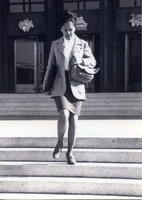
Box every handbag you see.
[70,63,99,84]
[43,64,57,93]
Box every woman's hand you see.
[70,55,82,65]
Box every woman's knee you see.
[70,113,78,123]
[59,109,70,120]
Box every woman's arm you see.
[43,42,56,91]
[82,41,97,67]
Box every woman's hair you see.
[61,9,77,28]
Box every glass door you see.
[14,38,44,93]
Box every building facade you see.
[0,0,141,93]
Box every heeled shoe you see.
[66,152,76,165]
[53,146,62,159]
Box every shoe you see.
[53,146,62,159]
[66,152,76,165]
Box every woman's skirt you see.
[53,71,84,116]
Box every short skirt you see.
[53,71,84,116]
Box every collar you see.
[55,34,82,57]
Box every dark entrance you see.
[124,32,142,92]
[117,31,142,92]
[128,32,141,91]
[14,37,44,93]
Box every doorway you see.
[124,32,141,92]
[14,38,44,93]
[117,32,141,92]
[128,32,141,91]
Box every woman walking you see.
[43,10,96,165]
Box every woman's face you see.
[61,21,76,40]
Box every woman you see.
[43,10,96,165]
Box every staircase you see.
[0,119,142,199]
[0,92,142,119]
[0,93,142,199]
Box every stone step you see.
[0,119,141,138]
[1,110,142,120]
[0,99,141,106]
[0,148,142,163]
[1,101,142,106]
[0,162,142,179]
[0,93,141,119]
[86,93,142,98]
[1,137,142,149]
[0,96,141,106]
[0,177,142,196]
[0,194,142,200]
[0,105,142,111]
[0,92,142,98]
[1,97,141,103]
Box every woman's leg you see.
[57,109,70,146]
[53,109,69,158]
[66,113,78,164]
[68,113,78,153]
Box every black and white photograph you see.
[0,0,142,199]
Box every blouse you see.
[63,36,75,71]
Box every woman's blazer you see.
[43,35,96,100]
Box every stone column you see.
[0,0,8,92]
[44,0,61,68]
[0,1,3,92]
[99,0,117,92]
